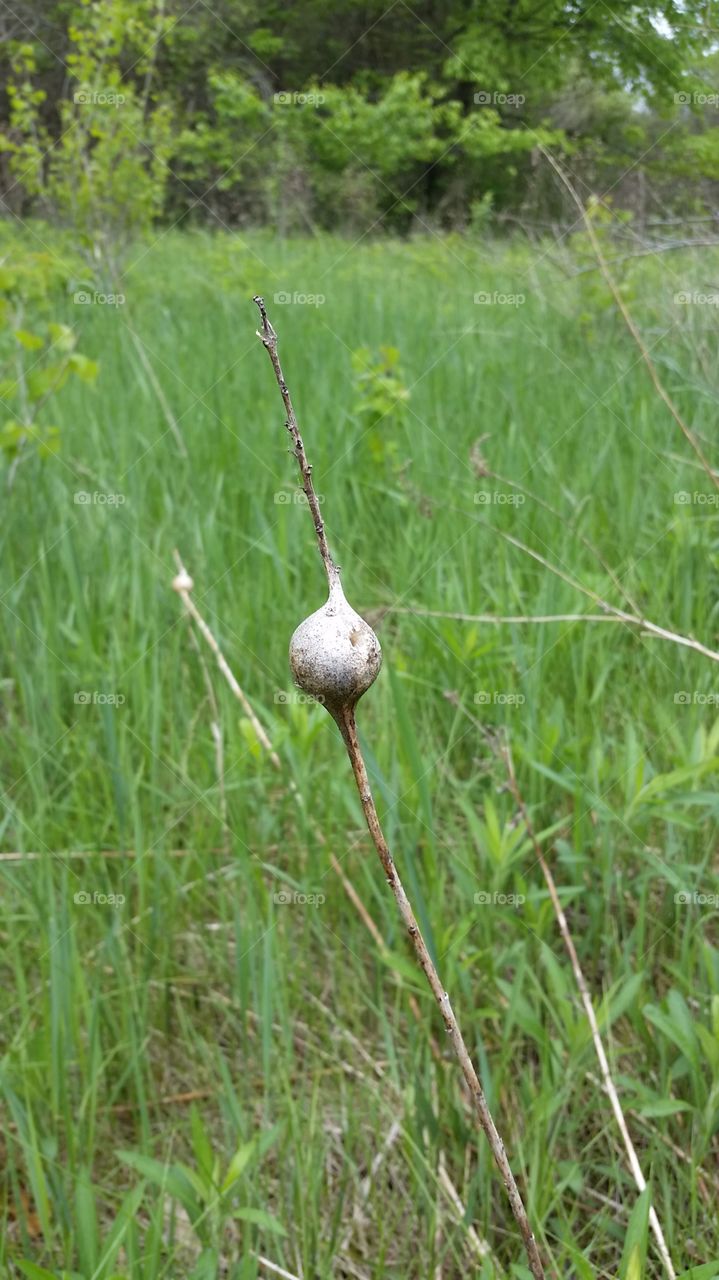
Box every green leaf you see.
[378,945,426,989]
[629,757,719,811]
[17,1266,58,1280]
[47,322,76,352]
[38,426,61,457]
[626,1246,643,1280]
[27,363,70,401]
[14,328,44,350]
[675,1265,719,1279]
[596,971,645,1033]
[190,1104,216,1188]
[74,1168,98,1276]
[644,995,698,1064]
[233,1206,286,1234]
[68,352,99,384]
[189,1248,219,1280]
[220,1140,256,1194]
[619,1187,651,1280]
[96,1183,146,1278]
[1,420,23,457]
[115,1151,202,1222]
[637,1098,693,1117]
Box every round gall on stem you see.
[254,294,546,1280]
[289,578,382,715]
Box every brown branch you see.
[253,296,546,1280]
[254,295,339,590]
[385,599,719,666]
[487,526,719,666]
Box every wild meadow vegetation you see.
[1,0,719,1274]
[1,221,718,1278]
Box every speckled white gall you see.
[289,578,382,711]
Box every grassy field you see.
[1,223,718,1279]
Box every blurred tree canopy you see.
[0,0,717,237]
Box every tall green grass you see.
[1,224,718,1278]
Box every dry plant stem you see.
[493,528,719,666]
[185,617,228,841]
[172,550,281,769]
[334,705,545,1280]
[254,295,545,1280]
[253,295,340,590]
[256,1257,302,1280]
[376,481,719,665]
[478,464,643,616]
[387,603,719,664]
[387,609,630,626]
[541,146,719,496]
[499,736,676,1280]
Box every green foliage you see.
[0,252,98,472]
[0,0,713,230]
[3,227,719,1275]
[619,1188,651,1280]
[1,2,173,256]
[351,344,410,467]
[118,1113,283,1251]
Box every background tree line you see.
[0,0,718,243]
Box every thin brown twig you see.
[384,600,719,665]
[385,608,627,625]
[488,526,719,666]
[474,460,643,617]
[171,549,282,769]
[253,295,546,1280]
[540,146,719,497]
[185,614,229,843]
